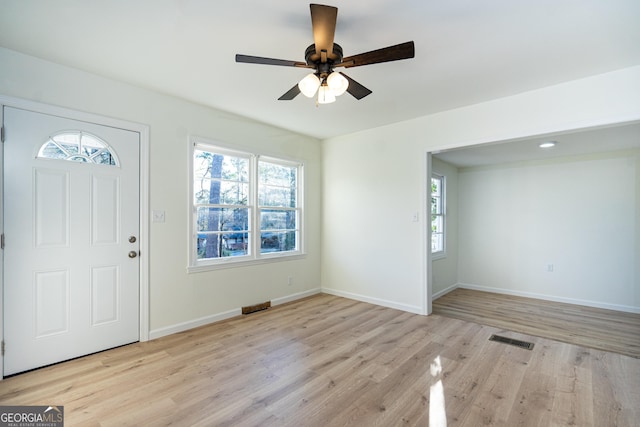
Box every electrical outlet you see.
[288,276,293,286]
[546,264,554,272]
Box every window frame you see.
[188,138,305,272]
[431,173,446,259]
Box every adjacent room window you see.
[37,131,119,166]
[431,174,445,256]
[190,140,303,270]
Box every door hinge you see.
[1,233,4,250]
[1,341,4,356]
[1,126,4,143]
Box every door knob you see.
[128,251,138,258]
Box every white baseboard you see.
[149,308,241,340]
[457,282,640,314]
[322,287,424,315]
[149,287,323,340]
[272,288,322,306]
[432,284,459,300]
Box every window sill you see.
[187,252,307,273]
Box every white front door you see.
[3,106,140,375]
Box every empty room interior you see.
[0,1,639,425]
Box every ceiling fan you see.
[235,3,415,104]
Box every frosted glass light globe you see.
[327,72,349,96]
[298,73,320,98]
[317,85,336,104]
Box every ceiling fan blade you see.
[236,54,310,68]
[337,41,415,68]
[278,84,301,100]
[310,4,338,61]
[340,72,372,100]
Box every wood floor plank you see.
[463,353,529,425]
[1,293,639,426]
[507,371,556,427]
[339,340,442,426]
[551,362,594,426]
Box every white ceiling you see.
[434,121,640,168]
[0,0,639,142]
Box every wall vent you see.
[242,301,271,315]
[489,334,534,350]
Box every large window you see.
[431,174,445,256]
[190,140,303,270]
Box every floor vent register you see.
[489,334,534,350]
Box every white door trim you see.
[0,95,150,379]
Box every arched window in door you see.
[37,131,120,166]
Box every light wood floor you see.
[433,288,640,359]
[1,294,639,426]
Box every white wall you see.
[3,46,639,330]
[458,151,640,311]
[0,47,323,336]
[322,65,640,314]
[320,136,427,313]
[431,158,459,297]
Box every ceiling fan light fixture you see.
[317,85,336,104]
[298,73,321,97]
[235,5,415,103]
[327,71,348,96]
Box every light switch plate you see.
[152,210,165,223]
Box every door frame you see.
[0,95,150,379]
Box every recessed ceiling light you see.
[539,141,557,149]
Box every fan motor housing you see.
[305,43,343,77]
